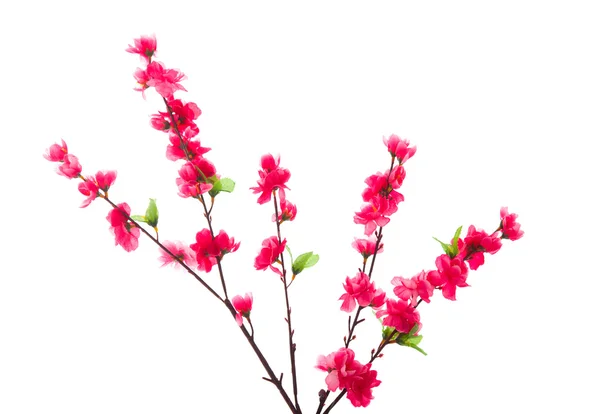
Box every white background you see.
[1,1,599,413]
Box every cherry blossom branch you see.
[273,190,302,414]
[100,192,298,413]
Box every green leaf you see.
[130,215,147,223]
[433,225,463,258]
[292,251,319,276]
[285,245,294,264]
[433,236,452,256]
[145,199,159,228]
[395,324,427,356]
[209,177,236,197]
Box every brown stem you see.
[273,191,302,413]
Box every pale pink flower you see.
[391,271,434,305]
[57,154,82,179]
[126,34,157,63]
[159,240,197,269]
[106,203,140,252]
[383,134,416,164]
[352,235,383,260]
[44,139,68,162]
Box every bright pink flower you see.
[146,61,187,99]
[94,170,117,192]
[250,154,291,205]
[345,364,382,408]
[213,230,240,256]
[78,179,99,208]
[391,271,434,305]
[370,288,387,310]
[166,127,210,162]
[232,293,253,326]
[190,228,220,272]
[376,298,421,334]
[316,348,362,392]
[500,207,524,241]
[339,271,378,312]
[44,139,68,162]
[158,240,197,269]
[427,254,469,300]
[383,134,416,164]
[362,171,404,205]
[352,235,383,260]
[388,164,406,189]
[459,225,502,270]
[126,34,157,63]
[106,203,140,252]
[315,348,381,407]
[176,158,217,198]
[354,195,396,236]
[57,154,82,179]
[254,236,286,274]
[273,190,297,222]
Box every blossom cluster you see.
[45,35,524,414]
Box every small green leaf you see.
[285,245,294,264]
[395,324,427,355]
[145,199,159,228]
[292,252,319,276]
[131,215,147,223]
[433,236,452,256]
[209,177,236,197]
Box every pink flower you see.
[57,154,82,179]
[176,158,217,198]
[232,293,253,326]
[78,179,99,208]
[126,34,157,63]
[352,235,383,260]
[339,271,378,312]
[146,61,187,99]
[315,348,381,408]
[133,67,151,97]
[460,225,502,270]
[383,134,416,164]
[106,203,140,252]
[158,240,197,269]
[274,190,297,222]
[427,254,469,300]
[391,270,434,305]
[500,207,524,241]
[166,128,211,161]
[190,228,220,272]
[375,298,421,334]
[353,195,396,236]
[254,236,286,274]
[44,139,68,162]
[345,364,382,408]
[250,154,291,205]
[213,230,240,256]
[94,170,117,192]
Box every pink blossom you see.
[352,235,383,260]
[391,270,434,305]
[158,240,197,269]
[427,254,469,300]
[176,158,217,198]
[274,190,297,222]
[383,134,416,164]
[500,207,524,241]
[250,154,291,205]
[106,203,140,252]
[166,128,210,162]
[132,67,151,98]
[126,34,157,63]
[254,236,286,274]
[57,154,82,179]
[376,298,421,334]
[339,271,378,312]
[78,179,99,208]
[190,228,220,272]
[94,171,117,192]
[353,196,394,236]
[232,293,253,326]
[146,61,187,99]
[345,364,381,408]
[44,139,68,162]
[213,230,240,256]
[315,348,381,408]
[460,225,502,270]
